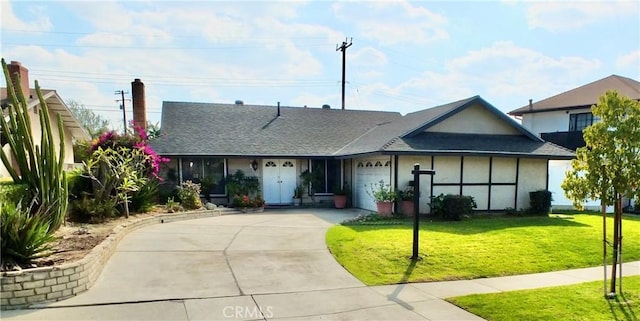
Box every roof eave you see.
[381,149,575,160]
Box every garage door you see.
[354,157,392,211]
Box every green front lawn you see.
[449,276,640,321]
[326,214,640,285]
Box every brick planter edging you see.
[0,209,228,310]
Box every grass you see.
[325,213,640,285]
[448,276,639,321]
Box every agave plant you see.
[1,200,55,265]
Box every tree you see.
[562,90,640,297]
[66,99,111,139]
[146,121,161,140]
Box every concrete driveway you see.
[3,209,483,321]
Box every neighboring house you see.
[1,61,90,178]
[508,74,640,210]
[152,96,573,213]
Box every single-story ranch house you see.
[151,96,574,213]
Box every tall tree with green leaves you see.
[66,99,111,139]
[562,90,640,296]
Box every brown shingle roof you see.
[508,75,640,116]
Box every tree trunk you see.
[609,194,622,294]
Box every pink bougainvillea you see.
[91,124,169,179]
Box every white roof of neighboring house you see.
[1,87,90,141]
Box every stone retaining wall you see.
[0,209,230,310]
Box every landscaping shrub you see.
[130,179,159,213]
[430,194,477,221]
[1,201,54,265]
[69,195,119,223]
[225,170,260,197]
[0,182,29,205]
[177,180,202,210]
[67,168,91,199]
[165,197,182,213]
[529,190,552,215]
[231,194,265,208]
[158,182,179,204]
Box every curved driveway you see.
[5,209,483,321]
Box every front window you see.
[569,112,600,131]
[180,157,226,195]
[159,158,179,184]
[311,159,341,194]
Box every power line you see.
[2,41,331,50]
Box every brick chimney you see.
[7,61,30,100]
[131,78,146,131]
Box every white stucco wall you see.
[548,160,607,211]
[428,104,520,135]
[520,107,591,135]
[397,155,432,213]
[516,158,548,210]
[394,155,549,212]
[463,157,489,183]
[491,157,518,210]
[433,156,461,184]
[227,158,260,179]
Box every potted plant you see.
[333,183,350,209]
[367,180,397,217]
[399,186,415,217]
[292,183,305,206]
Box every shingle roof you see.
[150,102,401,156]
[509,75,640,116]
[334,97,471,156]
[153,97,575,159]
[335,96,547,156]
[384,132,575,159]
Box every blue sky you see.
[1,0,639,130]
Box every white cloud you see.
[349,47,388,67]
[345,41,603,113]
[526,1,638,32]
[444,41,601,97]
[76,32,133,47]
[616,50,640,73]
[332,0,448,45]
[0,1,52,31]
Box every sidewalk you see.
[370,261,640,321]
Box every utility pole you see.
[115,90,130,133]
[336,37,352,110]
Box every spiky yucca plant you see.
[0,58,68,232]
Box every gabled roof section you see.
[1,87,90,141]
[151,102,401,157]
[509,75,640,116]
[403,95,541,141]
[335,96,546,157]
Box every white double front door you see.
[262,159,297,205]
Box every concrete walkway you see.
[3,208,639,321]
